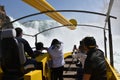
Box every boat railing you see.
[24,52,72,80]
[106,58,120,80]
[0,52,120,80]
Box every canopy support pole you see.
[103,29,107,58]
[108,17,114,67]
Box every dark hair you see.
[82,36,97,49]
[35,42,44,50]
[51,39,61,46]
[73,45,77,49]
[15,27,23,37]
[80,41,84,46]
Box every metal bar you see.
[77,24,108,30]
[103,29,107,57]
[108,17,114,67]
[34,26,64,36]
[23,34,34,37]
[104,0,114,60]
[34,35,37,44]
[34,24,108,37]
[105,0,114,22]
[10,10,117,24]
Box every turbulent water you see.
[12,19,120,73]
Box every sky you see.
[0,0,108,21]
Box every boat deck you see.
[63,55,120,80]
[63,56,81,80]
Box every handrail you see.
[22,24,108,44]
[106,58,120,80]
[23,24,108,38]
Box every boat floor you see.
[63,56,82,80]
[63,55,120,80]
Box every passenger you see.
[34,42,46,55]
[0,5,13,29]
[15,27,42,73]
[73,45,78,53]
[15,27,36,58]
[47,39,65,80]
[76,41,87,80]
[72,45,78,59]
[77,41,87,68]
[72,43,87,68]
[82,36,107,80]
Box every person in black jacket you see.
[15,27,42,73]
[82,36,107,80]
[15,27,35,58]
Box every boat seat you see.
[0,29,26,80]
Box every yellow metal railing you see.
[64,52,72,58]
[24,70,42,80]
[1,53,120,80]
[35,53,50,80]
[34,52,72,80]
[106,58,120,80]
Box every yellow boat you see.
[0,0,120,80]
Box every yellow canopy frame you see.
[22,0,77,30]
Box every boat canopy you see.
[21,0,118,67]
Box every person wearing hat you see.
[47,39,65,80]
[82,36,107,80]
